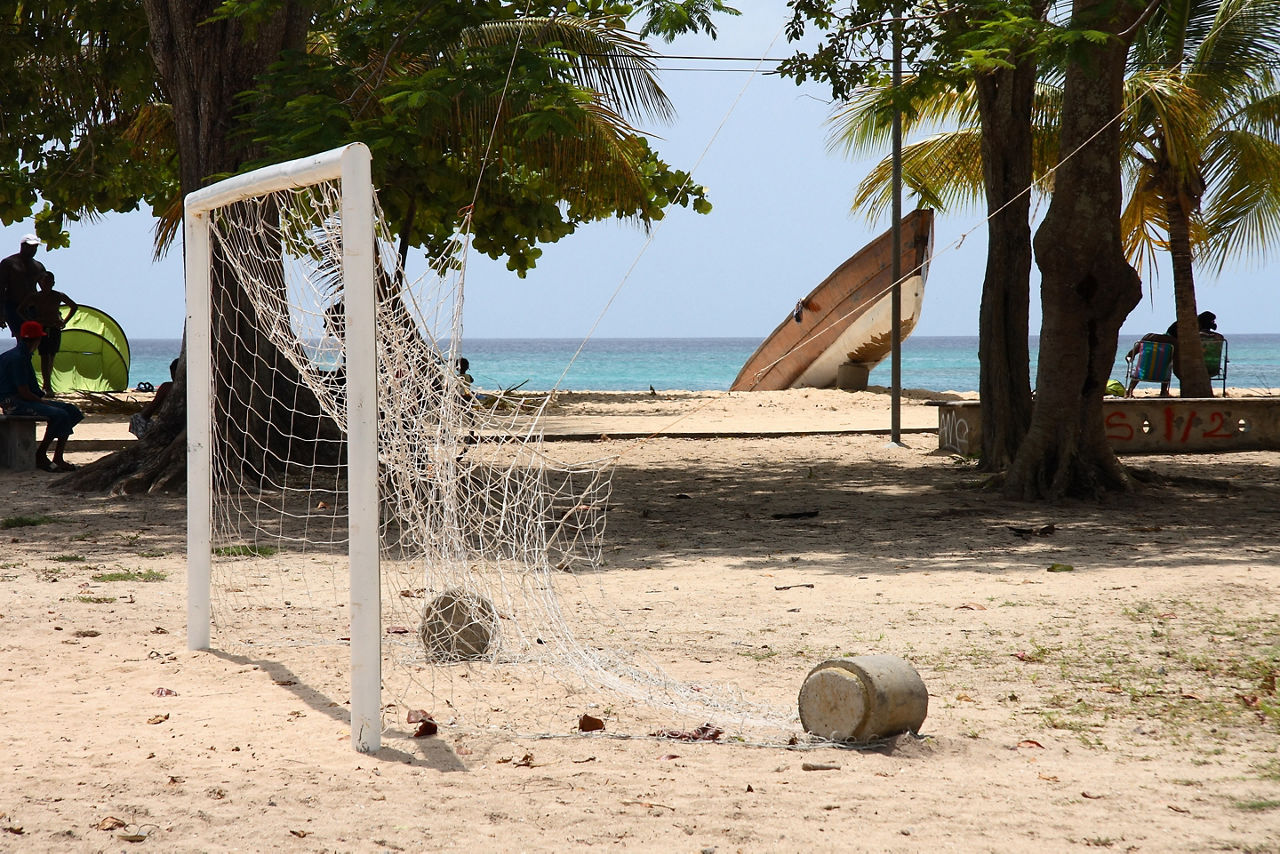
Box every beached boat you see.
[730,208,934,391]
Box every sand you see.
[1,388,1278,852]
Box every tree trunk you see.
[1004,0,1146,501]
[973,45,1038,471]
[61,1,314,494]
[1165,194,1213,397]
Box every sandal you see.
[52,461,79,472]
[35,458,55,472]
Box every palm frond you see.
[1198,127,1280,269]
[852,130,986,219]
[458,17,672,124]
[1120,165,1172,282]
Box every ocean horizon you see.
[127,334,1280,394]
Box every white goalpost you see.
[185,143,382,752]
[184,143,794,756]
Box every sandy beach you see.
[1,387,1278,852]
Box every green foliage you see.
[2,1,720,273]
[213,544,279,557]
[91,569,168,582]
[241,4,712,274]
[2,515,54,529]
[0,0,173,244]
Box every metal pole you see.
[890,16,903,444]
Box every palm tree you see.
[838,0,1280,398]
[1121,0,1280,396]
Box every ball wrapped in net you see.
[418,589,499,662]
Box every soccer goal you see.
[185,144,793,755]
[185,144,383,750]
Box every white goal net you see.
[185,144,793,752]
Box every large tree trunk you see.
[973,41,1039,471]
[1165,194,1214,397]
[1004,0,1147,501]
[61,1,315,494]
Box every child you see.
[20,271,77,395]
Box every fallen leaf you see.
[150,627,168,635]
[147,713,169,725]
[406,709,433,724]
[290,830,309,838]
[1099,685,1124,694]
[1179,693,1202,701]
[118,833,148,843]
[315,502,330,510]
[96,817,127,831]
[1168,805,1190,814]
[455,746,473,756]
[1081,791,1103,800]
[1038,774,1059,782]
[512,752,535,767]
[1047,563,1074,573]
[1158,612,1177,619]
[3,826,22,836]
[1017,739,1045,749]
[385,625,411,635]
[801,762,839,771]
[273,679,296,687]
[74,629,100,638]
[578,714,605,732]
[955,602,987,611]
[153,687,177,697]
[571,756,595,764]
[659,754,680,761]
[1238,694,1261,709]
[412,717,438,738]
[955,694,975,703]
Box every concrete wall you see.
[936,398,1280,456]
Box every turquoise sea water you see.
[128,335,1280,394]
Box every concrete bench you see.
[0,414,47,471]
[933,397,1280,456]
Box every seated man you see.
[1125,332,1175,397]
[0,321,84,471]
[1125,311,1223,397]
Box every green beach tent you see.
[33,304,131,392]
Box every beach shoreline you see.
[2,387,1277,851]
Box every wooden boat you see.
[730,208,933,391]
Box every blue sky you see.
[2,2,1276,343]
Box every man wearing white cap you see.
[0,235,46,337]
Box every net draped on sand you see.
[202,177,796,741]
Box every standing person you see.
[0,321,83,471]
[20,271,78,395]
[0,235,46,337]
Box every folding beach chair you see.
[1125,339,1174,392]
[1201,336,1229,396]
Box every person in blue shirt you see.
[0,321,83,471]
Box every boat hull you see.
[730,209,934,392]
